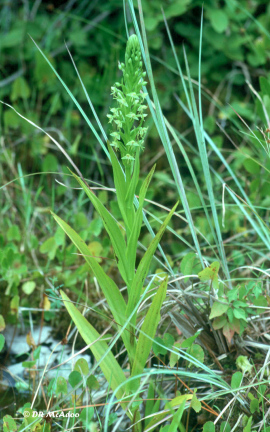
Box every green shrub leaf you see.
[198,261,220,290]
[209,301,229,319]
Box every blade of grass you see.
[126,0,205,269]
[28,35,110,159]
[126,202,178,320]
[71,171,131,285]
[52,212,135,358]
[129,276,168,392]
[60,290,127,401]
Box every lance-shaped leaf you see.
[168,399,186,432]
[61,290,126,401]
[70,171,131,285]
[108,144,131,233]
[128,276,167,393]
[126,202,178,319]
[51,213,135,357]
[125,149,140,226]
[144,395,192,432]
[126,165,155,287]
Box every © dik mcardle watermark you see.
[24,410,79,418]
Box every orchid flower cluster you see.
[107,34,148,165]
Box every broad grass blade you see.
[51,212,134,355]
[129,276,167,392]
[126,202,178,319]
[71,172,130,285]
[126,165,155,280]
[60,290,126,401]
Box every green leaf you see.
[170,342,181,368]
[233,308,247,321]
[126,165,155,282]
[198,261,220,290]
[163,333,174,349]
[0,27,24,48]
[89,219,103,236]
[33,346,41,360]
[243,416,252,432]
[108,145,130,230]
[0,334,5,352]
[108,412,118,426]
[250,398,259,414]
[220,422,231,432]
[212,315,227,330]
[258,384,267,398]
[54,226,66,246]
[74,212,88,229]
[11,77,30,101]
[126,202,178,319]
[22,281,36,295]
[125,150,140,216]
[152,336,167,356]
[56,376,68,395]
[34,51,57,87]
[236,356,253,374]
[227,308,234,323]
[231,371,243,389]
[10,295,20,315]
[208,9,229,33]
[243,158,260,174]
[42,424,51,432]
[74,358,89,376]
[167,399,186,432]
[87,375,99,390]
[253,295,267,314]
[79,407,94,424]
[52,213,132,358]
[190,390,201,413]
[180,252,201,282]
[259,77,270,95]
[180,332,200,348]
[42,153,58,173]
[3,415,17,432]
[232,300,247,308]
[227,288,239,303]
[209,301,229,319]
[0,314,6,332]
[7,225,21,242]
[203,421,215,432]
[22,361,36,368]
[146,394,192,432]
[60,290,127,401]
[187,344,204,367]
[39,237,58,260]
[129,277,167,392]
[70,172,130,285]
[145,381,155,427]
[223,321,236,343]
[22,407,42,430]
[69,371,82,388]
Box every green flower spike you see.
[107,34,148,167]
